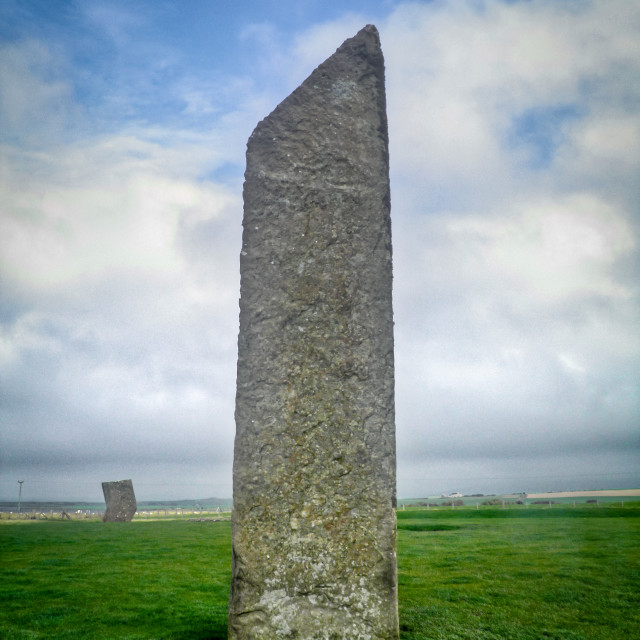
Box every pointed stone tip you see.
[332,23,383,66]
[247,21,387,151]
[348,23,381,47]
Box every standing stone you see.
[102,479,137,522]
[229,25,397,639]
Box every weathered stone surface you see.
[102,479,137,522]
[229,25,397,639]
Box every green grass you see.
[0,520,231,639]
[397,507,640,639]
[1,506,639,639]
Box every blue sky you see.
[1,0,639,501]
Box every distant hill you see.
[140,497,232,508]
[0,497,233,512]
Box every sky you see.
[1,0,638,502]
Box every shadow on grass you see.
[179,629,226,640]
[397,523,463,532]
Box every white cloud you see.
[0,47,243,500]
[382,0,639,494]
[451,193,635,300]
[0,136,239,291]
[2,0,639,499]
[81,1,144,47]
[0,39,79,144]
[383,0,640,207]
[565,114,640,178]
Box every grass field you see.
[397,506,640,639]
[1,505,638,639]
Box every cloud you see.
[450,193,635,301]
[0,55,243,500]
[384,0,640,206]
[1,140,237,287]
[373,0,640,495]
[81,1,146,47]
[0,39,80,145]
[1,0,639,500]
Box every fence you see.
[0,507,231,521]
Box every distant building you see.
[441,492,463,498]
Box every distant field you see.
[400,489,640,508]
[526,489,640,499]
[1,504,639,639]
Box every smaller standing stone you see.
[102,479,137,522]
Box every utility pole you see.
[17,480,24,514]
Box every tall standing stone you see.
[229,25,397,639]
[102,479,137,522]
